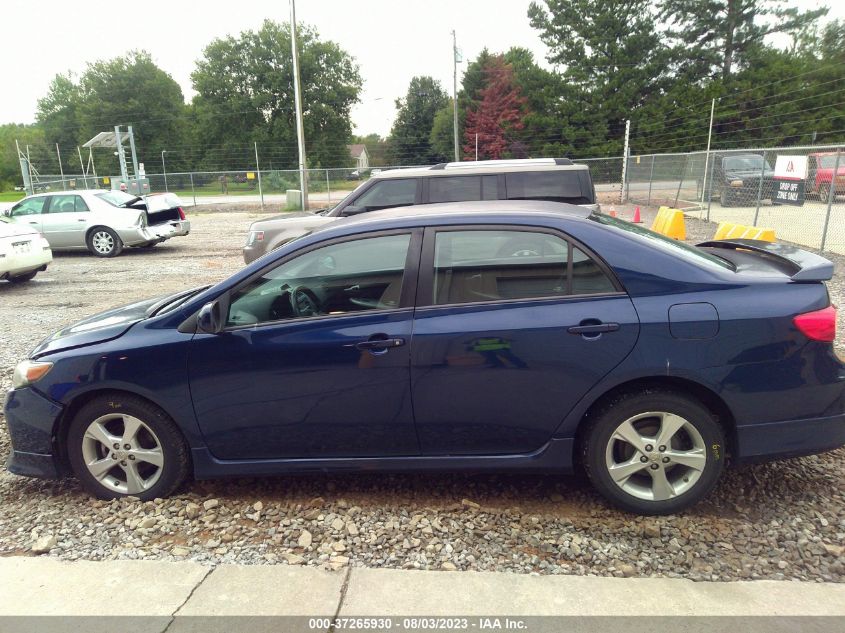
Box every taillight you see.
[794,306,837,342]
[178,207,186,221]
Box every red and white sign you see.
[774,155,808,181]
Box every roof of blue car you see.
[330,200,592,231]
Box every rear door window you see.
[47,195,89,213]
[428,175,498,203]
[430,229,617,305]
[505,171,589,204]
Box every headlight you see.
[730,179,744,187]
[12,360,53,389]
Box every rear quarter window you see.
[505,171,591,204]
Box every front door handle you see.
[568,322,620,336]
[354,337,405,351]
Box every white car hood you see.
[0,221,39,239]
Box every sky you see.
[1,0,841,137]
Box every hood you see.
[30,295,163,358]
[0,220,39,238]
[251,211,317,227]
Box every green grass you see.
[0,191,25,202]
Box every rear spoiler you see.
[697,239,833,282]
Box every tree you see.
[463,57,528,160]
[0,124,47,191]
[192,20,362,169]
[659,0,828,81]
[528,0,669,156]
[429,101,456,162]
[388,76,449,165]
[36,74,82,165]
[35,52,189,174]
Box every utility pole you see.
[620,119,630,204]
[290,0,308,211]
[55,143,65,189]
[451,30,461,162]
[701,98,717,204]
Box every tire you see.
[67,394,191,500]
[581,390,725,515]
[9,270,38,282]
[819,184,830,202]
[86,227,123,258]
[719,188,732,208]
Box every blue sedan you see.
[5,201,844,514]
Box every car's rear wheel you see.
[8,270,38,282]
[87,227,123,257]
[819,184,830,202]
[67,394,190,500]
[582,390,725,515]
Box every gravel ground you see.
[1,205,844,582]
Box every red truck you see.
[807,152,845,200]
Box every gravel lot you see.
[1,205,844,582]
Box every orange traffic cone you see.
[609,207,617,218]
[633,206,642,223]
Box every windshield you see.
[723,156,769,171]
[819,155,842,169]
[95,191,142,207]
[590,213,734,271]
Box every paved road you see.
[1,557,843,632]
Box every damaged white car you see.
[3,190,190,257]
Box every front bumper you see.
[3,387,64,479]
[735,413,845,463]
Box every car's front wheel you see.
[67,394,190,500]
[582,390,725,515]
[87,227,123,257]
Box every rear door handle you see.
[354,337,405,350]
[567,322,620,335]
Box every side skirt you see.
[191,438,575,479]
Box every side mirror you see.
[341,205,367,216]
[197,300,224,334]
[2,209,10,217]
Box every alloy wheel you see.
[80,413,164,495]
[92,231,115,255]
[604,411,706,501]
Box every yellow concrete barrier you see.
[713,222,776,242]
[651,206,686,240]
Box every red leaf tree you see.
[463,56,529,160]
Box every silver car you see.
[242,158,600,263]
[3,190,191,257]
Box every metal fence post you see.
[753,154,766,226]
[646,155,655,207]
[820,148,841,252]
[254,142,264,211]
[190,173,197,207]
[706,155,716,222]
[674,155,689,207]
[326,169,331,205]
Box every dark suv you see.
[710,153,776,207]
[243,158,599,263]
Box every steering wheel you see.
[289,285,320,317]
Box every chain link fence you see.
[627,143,845,255]
[14,148,845,254]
